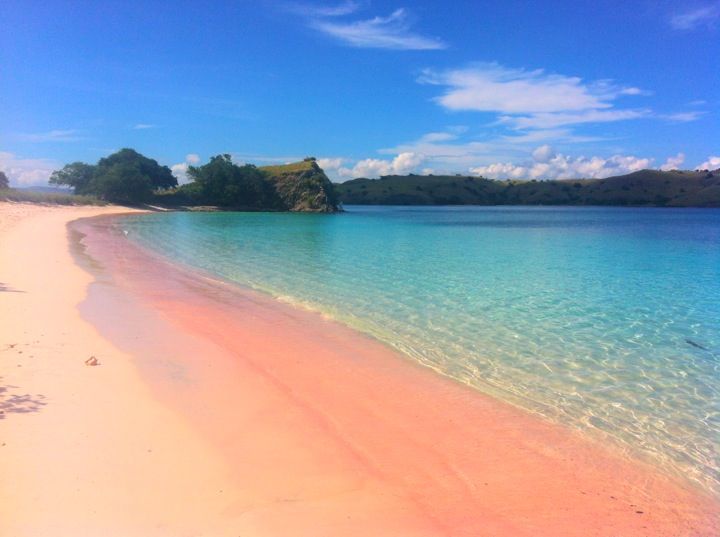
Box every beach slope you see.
[0,204,248,536]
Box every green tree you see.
[49,162,96,194]
[49,148,177,202]
[0,171,9,189]
[92,162,154,203]
[187,154,279,208]
[97,148,176,190]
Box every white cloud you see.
[419,63,649,132]
[132,123,157,130]
[16,129,81,142]
[391,151,425,172]
[288,1,360,17]
[312,8,446,50]
[496,129,602,144]
[469,146,653,180]
[501,109,650,130]
[372,127,602,174]
[0,151,61,187]
[532,144,555,163]
[171,153,202,184]
[696,156,720,170]
[417,131,459,143]
[334,152,425,178]
[321,136,695,182]
[316,157,347,172]
[322,119,703,181]
[420,64,642,114]
[389,140,505,170]
[670,3,720,30]
[619,87,648,96]
[660,153,686,171]
[170,163,190,183]
[660,111,706,122]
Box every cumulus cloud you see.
[531,144,555,163]
[170,163,190,183]
[332,152,425,179]
[0,151,61,187]
[660,153,686,171]
[311,8,446,50]
[469,146,653,180]
[316,157,347,172]
[696,156,720,170]
[322,136,697,181]
[171,153,202,184]
[419,63,648,131]
[374,127,603,174]
[670,3,720,30]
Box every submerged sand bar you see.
[1,202,718,536]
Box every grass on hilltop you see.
[259,158,317,176]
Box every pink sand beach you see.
[1,202,718,536]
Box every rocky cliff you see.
[261,159,340,212]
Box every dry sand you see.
[0,203,245,537]
[1,202,718,536]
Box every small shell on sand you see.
[85,356,99,366]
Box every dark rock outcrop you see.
[261,159,340,212]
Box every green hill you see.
[260,158,339,212]
[334,169,720,208]
[156,157,341,212]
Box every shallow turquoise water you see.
[119,206,720,494]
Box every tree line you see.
[48,148,287,207]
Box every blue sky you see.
[1,0,718,185]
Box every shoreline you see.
[77,211,720,534]
[2,203,718,535]
[93,208,720,496]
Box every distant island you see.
[334,169,720,208]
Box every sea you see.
[117,205,720,495]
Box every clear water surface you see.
[118,206,720,494]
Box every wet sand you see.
[1,202,718,536]
[76,212,720,535]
